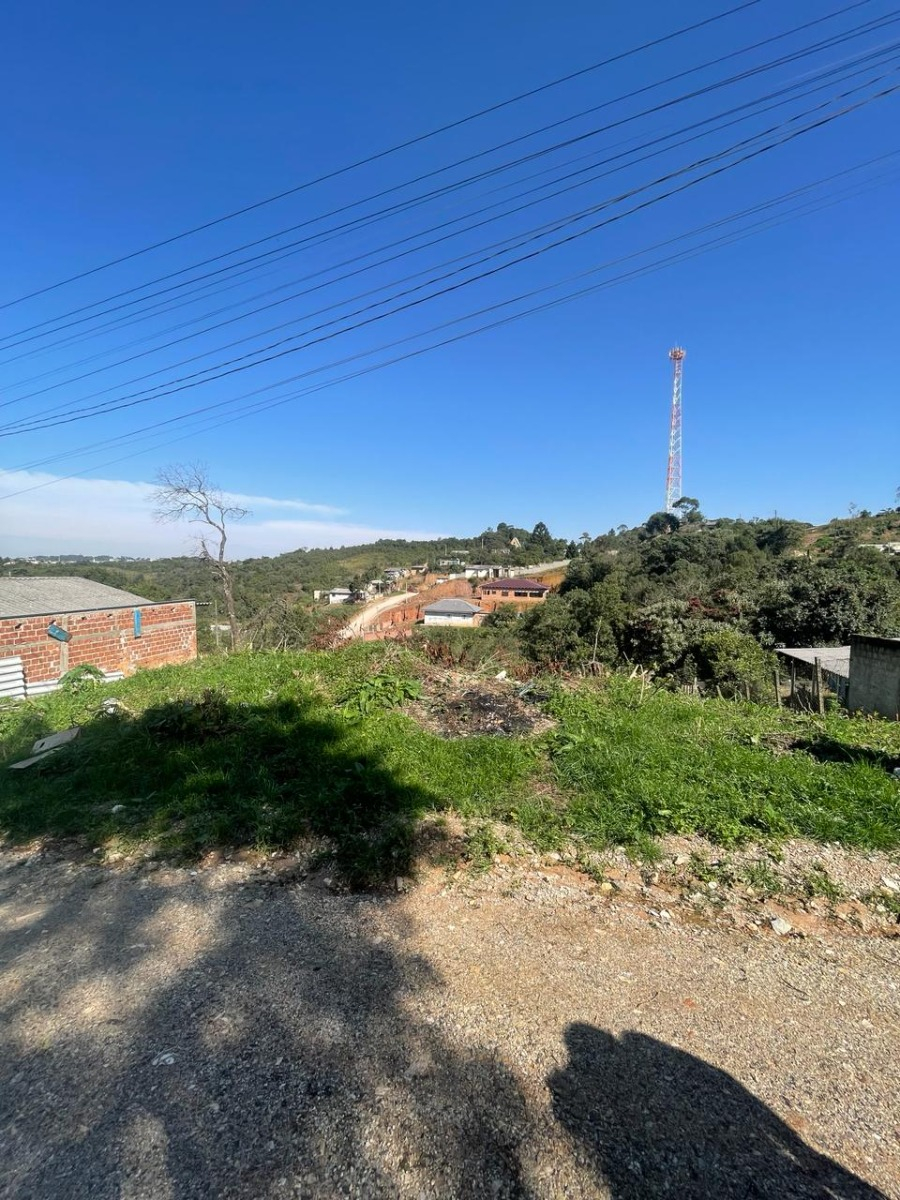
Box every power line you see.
[5,82,896,439]
[0,0,768,312]
[0,0,883,350]
[10,44,897,423]
[7,38,897,418]
[3,149,895,499]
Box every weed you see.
[870,890,900,918]
[802,862,844,903]
[59,664,106,694]
[742,859,782,897]
[341,673,422,720]
[574,850,608,885]
[687,852,735,888]
[464,820,506,872]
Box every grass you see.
[802,863,844,903]
[547,677,900,852]
[1,646,900,885]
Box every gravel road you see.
[2,849,898,1198]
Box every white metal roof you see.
[776,646,851,678]
[423,598,482,615]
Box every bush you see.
[519,596,582,667]
[692,628,776,701]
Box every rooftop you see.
[481,578,550,592]
[0,577,153,619]
[423,598,482,616]
[775,646,851,679]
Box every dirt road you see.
[341,591,417,638]
[2,849,898,1198]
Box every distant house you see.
[0,577,196,699]
[327,588,355,605]
[422,598,483,627]
[463,564,505,580]
[479,578,550,611]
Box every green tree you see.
[644,511,680,537]
[484,603,520,628]
[755,559,900,645]
[519,596,582,666]
[673,496,703,524]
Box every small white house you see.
[327,588,355,605]
[463,564,504,580]
[422,598,483,627]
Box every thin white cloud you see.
[224,491,346,516]
[0,469,443,558]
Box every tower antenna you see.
[665,347,685,513]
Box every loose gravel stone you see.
[1,850,897,1198]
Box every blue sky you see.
[1,0,898,556]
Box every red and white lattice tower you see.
[665,347,685,513]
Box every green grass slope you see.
[2,645,899,883]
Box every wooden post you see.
[774,662,782,707]
[815,657,825,716]
[790,660,796,700]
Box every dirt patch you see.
[407,677,554,738]
[460,829,900,939]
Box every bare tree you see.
[152,463,248,649]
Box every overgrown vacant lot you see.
[2,644,900,882]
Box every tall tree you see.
[152,463,248,648]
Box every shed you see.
[0,577,197,698]
[776,646,851,708]
[422,598,483,627]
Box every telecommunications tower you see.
[665,347,685,513]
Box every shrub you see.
[692,628,776,701]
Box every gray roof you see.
[0,577,154,618]
[776,646,851,679]
[424,598,482,616]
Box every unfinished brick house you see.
[478,578,550,613]
[0,578,196,698]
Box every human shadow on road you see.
[0,690,534,1199]
[549,1023,887,1199]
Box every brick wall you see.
[477,586,549,614]
[0,601,197,689]
[364,580,476,634]
[847,635,900,719]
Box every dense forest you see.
[506,500,900,696]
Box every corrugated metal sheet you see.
[776,646,851,679]
[26,678,60,696]
[26,669,125,697]
[0,577,152,618]
[0,656,25,699]
[0,662,127,700]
